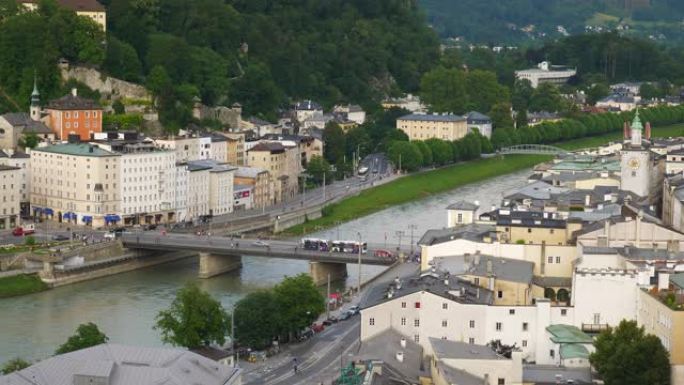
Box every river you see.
[0,168,530,363]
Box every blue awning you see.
[44,208,54,215]
[63,212,74,220]
[32,207,42,213]
[104,214,121,223]
[82,216,93,223]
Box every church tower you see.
[620,109,652,197]
[30,75,41,121]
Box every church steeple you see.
[30,73,40,121]
[630,108,642,147]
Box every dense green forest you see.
[0,0,440,129]
[421,0,684,44]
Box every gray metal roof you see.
[671,273,684,289]
[234,166,267,178]
[465,255,534,284]
[356,328,426,382]
[504,180,568,201]
[0,343,242,385]
[418,224,496,246]
[435,361,484,385]
[430,338,505,360]
[398,113,466,122]
[466,111,491,123]
[523,365,592,384]
[446,200,479,211]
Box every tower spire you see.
[30,71,41,121]
[630,108,643,147]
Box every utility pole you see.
[398,153,402,174]
[231,308,238,368]
[408,224,417,256]
[326,273,331,320]
[335,221,341,240]
[323,171,326,201]
[357,231,362,295]
[395,230,405,252]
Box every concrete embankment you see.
[41,251,197,288]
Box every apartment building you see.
[185,162,211,221]
[515,61,576,88]
[234,166,270,210]
[45,89,103,140]
[397,114,468,141]
[0,165,20,230]
[94,138,176,225]
[0,150,30,216]
[222,132,246,166]
[30,143,120,228]
[187,160,236,217]
[247,142,300,203]
[156,136,202,163]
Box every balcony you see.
[581,323,610,333]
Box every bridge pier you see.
[309,261,347,286]
[198,253,242,279]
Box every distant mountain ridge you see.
[420,0,684,44]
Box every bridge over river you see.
[121,232,398,284]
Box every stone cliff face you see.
[59,63,151,102]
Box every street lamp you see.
[408,224,418,256]
[395,230,405,252]
[357,231,362,295]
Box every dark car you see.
[52,234,70,241]
[322,319,333,326]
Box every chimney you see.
[486,259,493,275]
[604,220,610,243]
[396,351,404,363]
[584,194,591,207]
[635,211,642,248]
[400,338,406,348]
[658,270,671,291]
[623,121,629,139]
[71,88,77,97]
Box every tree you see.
[489,102,514,129]
[420,66,468,113]
[234,290,281,350]
[413,141,433,166]
[511,79,534,112]
[21,133,39,149]
[590,320,670,385]
[387,141,423,171]
[515,109,528,129]
[587,83,610,105]
[112,99,125,115]
[640,83,663,100]
[323,122,346,165]
[529,83,563,112]
[55,323,108,354]
[273,274,325,338]
[344,125,372,161]
[1,358,30,374]
[155,283,230,349]
[306,155,333,186]
[424,138,453,166]
[465,69,509,113]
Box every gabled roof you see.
[248,142,286,154]
[466,111,491,123]
[464,255,534,284]
[436,361,484,385]
[48,93,101,111]
[356,329,426,381]
[447,200,479,211]
[418,223,496,246]
[19,0,105,11]
[398,113,466,123]
[0,343,241,385]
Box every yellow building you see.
[482,210,582,246]
[222,132,246,166]
[638,289,684,383]
[247,142,300,203]
[19,0,107,31]
[30,143,120,228]
[459,255,543,306]
[397,113,468,141]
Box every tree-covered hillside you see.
[0,0,439,129]
[421,0,684,44]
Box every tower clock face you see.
[628,157,641,170]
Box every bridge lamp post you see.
[408,224,417,256]
[357,231,362,296]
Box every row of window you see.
[63,111,98,119]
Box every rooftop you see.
[435,361,484,385]
[465,255,534,284]
[33,143,116,157]
[355,329,426,382]
[0,343,241,385]
[0,165,20,171]
[1,112,51,133]
[523,365,592,385]
[465,111,491,123]
[418,223,496,246]
[546,324,593,344]
[247,142,286,154]
[446,200,479,211]
[398,113,466,123]
[20,0,105,11]
[429,338,506,360]
[234,166,268,178]
[48,92,101,111]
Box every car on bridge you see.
[373,249,394,260]
[252,240,269,247]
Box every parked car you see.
[322,319,333,326]
[339,311,352,321]
[52,234,70,241]
[348,306,360,315]
[311,323,325,333]
[103,232,116,240]
[12,224,35,236]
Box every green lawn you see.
[284,154,550,235]
[283,123,684,236]
[0,274,48,298]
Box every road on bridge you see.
[121,232,399,265]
